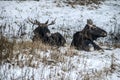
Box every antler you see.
[45,19,49,24]
[28,18,56,27]
[47,18,56,26]
[28,18,40,25]
[28,18,35,24]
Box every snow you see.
[0,0,120,80]
[0,48,120,80]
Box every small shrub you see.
[108,16,120,48]
[109,32,120,48]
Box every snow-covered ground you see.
[0,0,120,80]
[0,47,120,80]
[0,0,120,41]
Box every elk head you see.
[88,25,107,37]
[28,18,56,38]
[83,19,107,40]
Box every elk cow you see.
[71,19,107,51]
[29,18,66,47]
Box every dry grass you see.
[0,36,53,66]
[62,48,77,57]
[0,39,71,67]
[61,0,104,8]
[14,40,52,51]
[0,37,119,79]
[68,0,103,5]
[112,43,120,48]
[51,50,65,63]
[0,36,14,64]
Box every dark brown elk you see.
[71,19,107,51]
[28,18,66,47]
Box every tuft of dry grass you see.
[112,43,120,48]
[51,50,65,63]
[65,47,78,57]
[0,36,14,64]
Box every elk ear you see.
[87,19,93,25]
[45,19,49,24]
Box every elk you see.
[28,18,66,47]
[71,19,107,51]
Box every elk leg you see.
[90,41,102,50]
